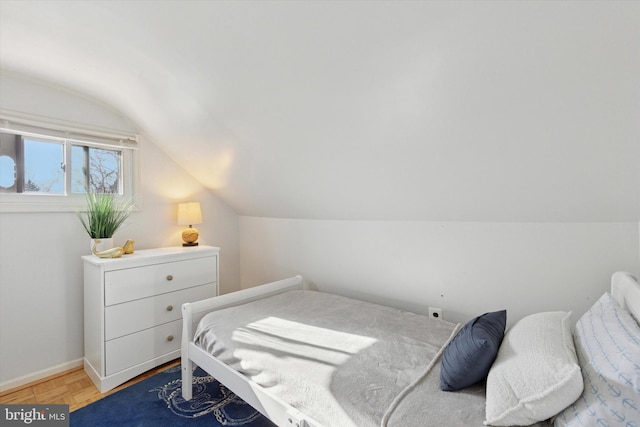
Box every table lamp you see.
[177,202,202,246]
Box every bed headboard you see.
[611,271,640,324]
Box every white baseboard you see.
[0,358,84,393]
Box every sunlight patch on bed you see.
[231,316,378,367]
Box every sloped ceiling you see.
[1,0,638,221]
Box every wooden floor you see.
[0,359,180,412]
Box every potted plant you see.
[77,192,134,252]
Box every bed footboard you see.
[181,275,320,426]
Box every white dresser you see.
[82,245,219,392]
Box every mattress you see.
[193,289,480,426]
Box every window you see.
[0,112,138,212]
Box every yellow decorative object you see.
[92,240,125,258]
[181,227,199,245]
[123,239,135,254]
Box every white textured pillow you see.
[484,311,583,426]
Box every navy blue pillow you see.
[440,310,507,391]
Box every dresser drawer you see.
[104,256,216,306]
[105,284,214,340]
[105,319,182,376]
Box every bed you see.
[181,272,640,427]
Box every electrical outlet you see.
[429,307,443,320]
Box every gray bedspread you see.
[386,359,551,427]
[194,290,549,426]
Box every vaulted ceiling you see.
[1,1,638,221]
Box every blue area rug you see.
[71,365,276,427]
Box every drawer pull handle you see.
[167,335,174,342]
[166,275,173,281]
[166,305,173,311]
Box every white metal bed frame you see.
[181,272,640,427]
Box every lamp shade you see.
[177,202,203,226]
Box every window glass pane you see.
[72,145,121,194]
[0,155,16,189]
[23,138,64,194]
[71,145,88,193]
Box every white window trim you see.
[0,110,141,213]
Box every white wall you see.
[240,217,640,327]
[0,73,240,389]
[4,2,637,224]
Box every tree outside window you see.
[71,145,121,194]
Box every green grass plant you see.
[77,192,135,238]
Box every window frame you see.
[0,111,140,213]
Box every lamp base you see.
[181,226,199,247]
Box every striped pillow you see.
[554,292,640,427]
